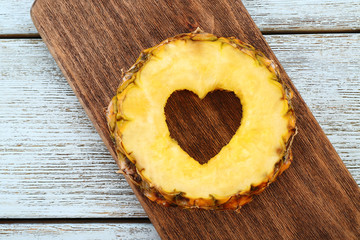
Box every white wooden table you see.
[0,0,359,239]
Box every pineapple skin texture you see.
[106,31,296,211]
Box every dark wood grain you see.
[165,90,242,164]
[31,0,360,239]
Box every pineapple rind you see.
[107,31,297,210]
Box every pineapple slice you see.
[107,30,296,210]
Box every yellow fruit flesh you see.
[118,38,291,199]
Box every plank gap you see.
[262,29,360,35]
[1,30,360,39]
[0,33,41,39]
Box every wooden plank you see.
[1,0,360,35]
[0,0,37,35]
[0,34,359,219]
[30,1,360,239]
[267,34,360,182]
[0,39,145,218]
[0,223,159,240]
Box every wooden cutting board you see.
[31,0,360,239]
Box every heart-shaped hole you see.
[164,89,242,164]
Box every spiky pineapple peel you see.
[106,30,296,210]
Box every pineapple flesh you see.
[107,31,296,210]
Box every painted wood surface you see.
[30,0,360,238]
[0,223,160,240]
[1,0,360,238]
[1,34,359,219]
[1,0,360,35]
